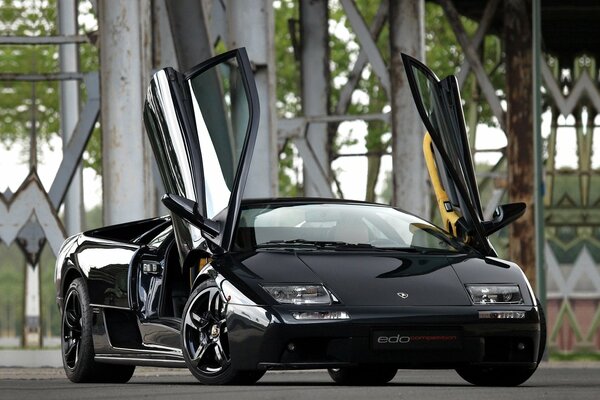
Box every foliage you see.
[0,0,60,149]
[0,0,100,172]
[274,1,505,199]
[424,2,504,127]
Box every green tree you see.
[0,0,100,171]
[273,1,504,201]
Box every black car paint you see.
[55,198,541,371]
[54,49,543,381]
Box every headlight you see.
[261,284,332,305]
[466,285,523,305]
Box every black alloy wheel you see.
[61,278,135,383]
[62,284,83,370]
[181,280,264,385]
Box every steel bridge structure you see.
[1,0,599,355]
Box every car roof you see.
[240,197,391,208]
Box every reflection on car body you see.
[55,48,544,386]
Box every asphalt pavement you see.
[1,363,599,400]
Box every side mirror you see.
[482,202,526,236]
[162,193,220,237]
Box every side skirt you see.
[95,355,185,368]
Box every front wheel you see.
[328,366,397,385]
[456,299,546,387]
[455,366,537,386]
[181,280,263,385]
[61,278,135,383]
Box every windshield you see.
[234,203,466,253]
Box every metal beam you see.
[335,1,388,115]
[278,113,390,149]
[440,0,506,131]
[455,0,500,86]
[0,72,85,81]
[58,0,83,235]
[48,73,99,208]
[300,0,332,197]
[227,0,278,198]
[389,0,429,217]
[340,0,390,97]
[99,0,153,225]
[0,35,88,44]
[165,0,213,71]
[151,0,179,71]
[504,0,536,286]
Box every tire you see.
[456,299,546,387]
[61,278,135,383]
[537,297,547,364]
[181,280,263,385]
[328,366,397,385]
[455,365,536,387]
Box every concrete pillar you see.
[98,0,154,224]
[389,0,429,217]
[300,0,332,197]
[58,0,83,234]
[504,0,536,286]
[227,0,278,198]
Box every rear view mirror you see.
[482,202,526,236]
[162,193,221,237]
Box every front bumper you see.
[226,304,541,371]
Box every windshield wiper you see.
[257,239,372,249]
[256,239,331,248]
[257,240,421,252]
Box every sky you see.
[0,120,520,210]
[0,136,101,209]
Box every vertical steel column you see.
[165,0,213,71]
[99,0,154,225]
[300,0,331,197]
[389,0,429,217]
[228,0,277,197]
[152,0,179,71]
[533,0,546,308]
[504,0,536,287]
[58,0,82,234]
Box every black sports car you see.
[55,49,545,386]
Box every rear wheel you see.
[328,366,397,385]
[181,280,264,385]
[456,299,546,387]
[61,278,135,383]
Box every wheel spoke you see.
[64,338,77,358]
[192,341,214,365]
[214,292,221,315]
[65,311,76,329]
[214,339,229,366]
[208,289,219,313]
[66,311,82,332]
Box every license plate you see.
[372,329,462,350]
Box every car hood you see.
[296,252,472,306]
[232,250,477,306]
